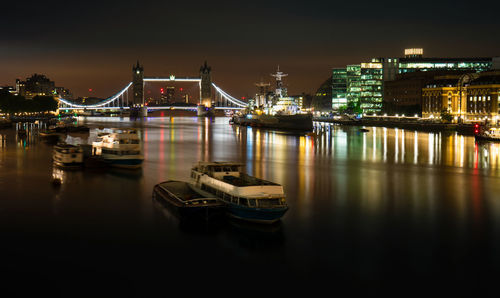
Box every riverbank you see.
[313,117,476,135]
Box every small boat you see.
[53,142,84,168]
[92,129,144,169]
[474,126,500,142]
[152,180,226,221]
[190,162,289,224]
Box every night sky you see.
[1,0,500,99]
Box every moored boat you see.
[92,129,144,169]
[152,180,225,221]
[475,126,500,141]
[53,142,84,168]
[232,113,313,131]
[190,162,289,224]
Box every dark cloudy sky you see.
[1,0,500,99]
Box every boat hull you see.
[152,182,226,221]
[104,158,144,169]
[226,204,288,224]
[53,161,83,168]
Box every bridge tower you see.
[132,61,144,105]
[200,61,212,107]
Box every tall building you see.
[360,59,384,113]
[331,68,347,110]
[346,64,361,109]
[160,86,175,104]
[132,61,144,105]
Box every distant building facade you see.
[17,74,55,99]
[332,48,499,114]
[384,70,468,116]
[422,71,500,124]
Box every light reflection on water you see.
[1,116,500,294]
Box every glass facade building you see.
[360,60,383,113]
[346,64,361,107]
[331,68,347,110]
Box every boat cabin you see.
[193,162,243,180]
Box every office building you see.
[331,68,347,110]
[360,59,384,113]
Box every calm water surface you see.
[1,116,500,296]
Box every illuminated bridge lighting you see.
[58,80,248,109]
[212,83,247,107]
[143,78,201,82]
[59,82,133,108]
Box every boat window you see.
[214,166,223,172]
[248,199,256,207]
[223,166,232,172]
[257,198,280,208]
[239,198,248,206]
[230,166,239,171]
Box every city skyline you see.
[2,1,500,98]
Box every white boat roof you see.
[195,161,244,167]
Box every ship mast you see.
[270,65,287,98]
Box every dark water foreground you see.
[1,117,500,297]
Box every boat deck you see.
[157,180,216,202]
[221,173,280,187]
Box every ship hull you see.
[233,113,313,131]
[103,157,144,169]
[475,135,500,142]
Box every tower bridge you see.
[58,61,248,111]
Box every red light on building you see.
[88,88,93,92]
[180,88,183,91]
[160,88,164,94]
[242,96,246,100]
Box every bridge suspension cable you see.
[211,83,247,107]
[57,81,247,109]
[58,82,133,108]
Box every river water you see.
[1,116,500,297]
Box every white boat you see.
[92,129,144,169]
[53,142,84,168]
[475,126,500,142]
[190,162,288,224]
